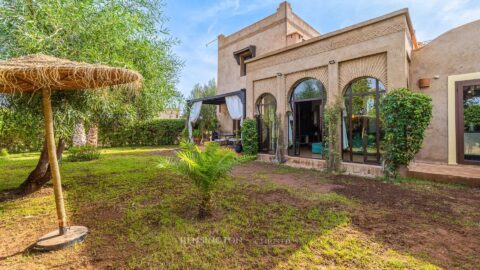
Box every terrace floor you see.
[408,162,480,187]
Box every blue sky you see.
[165,0,480,97]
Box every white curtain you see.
[225,95,244,124]
[188,101,202,142]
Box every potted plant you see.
[192,129,202,145]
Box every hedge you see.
[100,119,185,147]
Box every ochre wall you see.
[245,14,410,118]
[410,20,480,163]
[216,2,321,133]
[244,12,412,155]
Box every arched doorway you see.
[288,78,326,158]
[342,77,386,164]
[256,94,277,154]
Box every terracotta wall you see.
[410,20,480,163]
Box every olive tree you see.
[0,0,182,194]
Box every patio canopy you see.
[187,89,246,141]
[188,89,246,107]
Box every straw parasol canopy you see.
[0,54,143,251]
[0,54,142,93]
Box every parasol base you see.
[34,226,88,251]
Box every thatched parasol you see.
[0,54,142,251]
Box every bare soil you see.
[233,161,480,269]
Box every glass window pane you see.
[463,84,480,161]
[256,94,277,154]
[342,77,385,164]
[292,79,325,101]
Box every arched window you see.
[289,78,326,109]
[342,77,386,164]
[288,78,327,158]
[256,94,277,154]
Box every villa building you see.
[190,2,480,182]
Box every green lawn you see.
[1,147,478,269]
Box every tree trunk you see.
[86,124,98,147]
[198,192,213,219]
[18,138,66,195]
[72,122,86,147]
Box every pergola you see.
[187,89,246,141]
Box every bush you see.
[67,146,101,162]
[381,88,432,178]
[0,109,44,153]
[241,118,258,156]
[100,119,185,147]
[0,148,8,157]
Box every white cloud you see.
[192,0,240,22]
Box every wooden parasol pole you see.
[41,88,68,234]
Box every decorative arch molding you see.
[285,66,328,110]
[253,77,277,102]
[339,53,387,93]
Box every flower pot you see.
[397,165,408,177]
[235,143,243,153]
[418,78,431,88]
[193,137,202,145]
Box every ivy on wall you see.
[323,100,342,173]
[381,88,432,178]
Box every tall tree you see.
[0,0,182,194]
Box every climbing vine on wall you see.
[323,100,342,173]
[381,88,432,178]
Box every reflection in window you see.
[462,84,480,162]
[256,94,277,154]
[290,79,326,106]
[342,77,385,164]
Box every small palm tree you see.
[160,141,237,218]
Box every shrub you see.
[381,88,432,178]
[0,148,8,157]
[67,146,101,162]
[159,141,237,218]
[100,119,184,147]
[241,118,258,156]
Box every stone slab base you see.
[341,162,384,178]
[257,154,382,178]
[408,162,480,187]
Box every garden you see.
[1,1,480,269]
[1,147,480,269]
